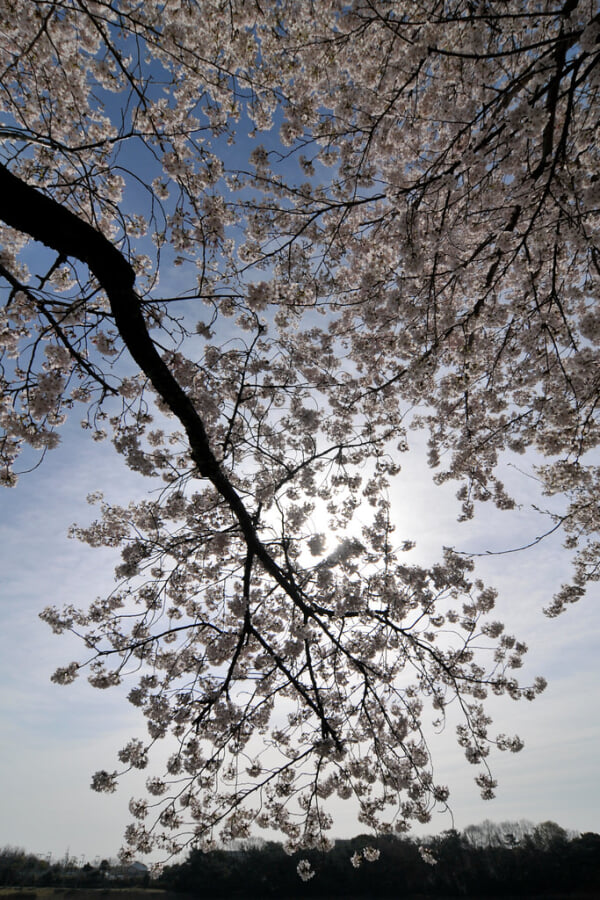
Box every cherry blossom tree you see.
[0,0,598,859]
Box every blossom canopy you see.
[0,0,598,859]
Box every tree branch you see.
[0,163,310,614]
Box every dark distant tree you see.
[530,819,570,850]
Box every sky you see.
[1,413,599,863]
[0,8,598,864]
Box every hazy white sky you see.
[1,416,598,862]
[0,1,598,869]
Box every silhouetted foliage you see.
[157,821,600,898]
[3,822,599,897]
[0,849,147,890]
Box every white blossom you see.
[418,846,437,866]
[296,859,314,881]
[0,0,598,864]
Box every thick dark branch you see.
[0,163,309,613]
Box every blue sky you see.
[1,416,598,861]
[0,0,598,868]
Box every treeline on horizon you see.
[2,820,599,898]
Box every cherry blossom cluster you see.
[1,0,598,861]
